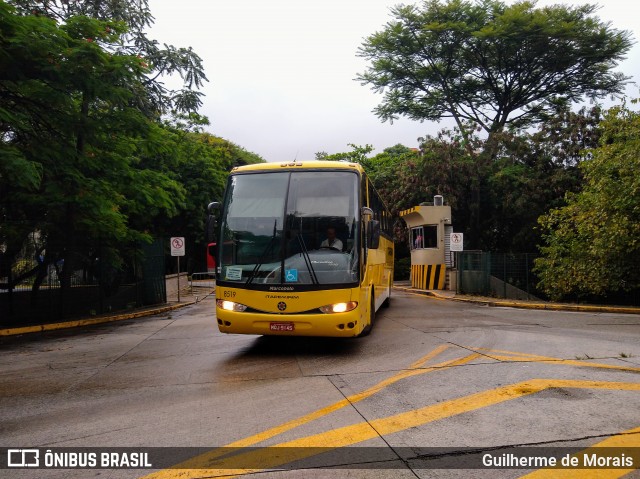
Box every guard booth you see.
[400,196,452,290]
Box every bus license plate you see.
[270,322,294,332]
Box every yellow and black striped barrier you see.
[411,264,446,290]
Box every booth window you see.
[411,225,437,249]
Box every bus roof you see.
[230,161,366,174]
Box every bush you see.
[394,256,411,281]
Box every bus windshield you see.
[218,170,360,286]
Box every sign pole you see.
[450,232,464,271]
[170,237,186,303]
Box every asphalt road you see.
[1,288,639,478]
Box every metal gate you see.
[1,237,167,327]
[141,238,166,305]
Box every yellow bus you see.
[208,161,393,337]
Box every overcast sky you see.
[148,0,639,162]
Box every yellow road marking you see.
[140,344,467,477]
[222,345,467,449]
[475,348,556,359]
[349,351,480,404]
[472,347,640,373]
[138,346,470,477]
[409,343,450,368]
[519,425,640,478]
[400,289,447,301]
[141,379,640,478]
[491,355,640,373]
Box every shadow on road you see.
[231,334,364,359]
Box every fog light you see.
[319,301,358,314]
[216,299,247,312]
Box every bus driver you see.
[320,227,343,251]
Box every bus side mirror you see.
[368,220,381,249]
[206,202,221,243]
[208,202,221,214]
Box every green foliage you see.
[321,105,602,254]
[394,257,411,281]
[0,2,263,292]
[7,0,207,113]
[535,104,640,300]
[153,119,265,246]
[316,144,375,171]
[483,106,603,251]
[358,0,632,146]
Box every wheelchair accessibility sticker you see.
[285,269,298,282]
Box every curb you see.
[0,300,197,337]
[393,286,640,315]
[3,285,637,338]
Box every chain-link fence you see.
[457,251,544,300]
[0,237,166,327]
[457,251,640,305]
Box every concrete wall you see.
[165,273,189,297]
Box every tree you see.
[357,0,632,152]
[482,105,603,251]
[0,3,184,292]
[321,105,603,253]
[315,144,375,171]
[7,0,207,114]
[153,115,264,272]
[535,103,640,300]
[383,129,481,245]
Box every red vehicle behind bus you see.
[206,243,216,275]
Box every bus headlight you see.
[319,302,358,314]
[217,299,248,312]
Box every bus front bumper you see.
[215,309,364,337]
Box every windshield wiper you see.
[246,220,278,285]
[296,233,318,285]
